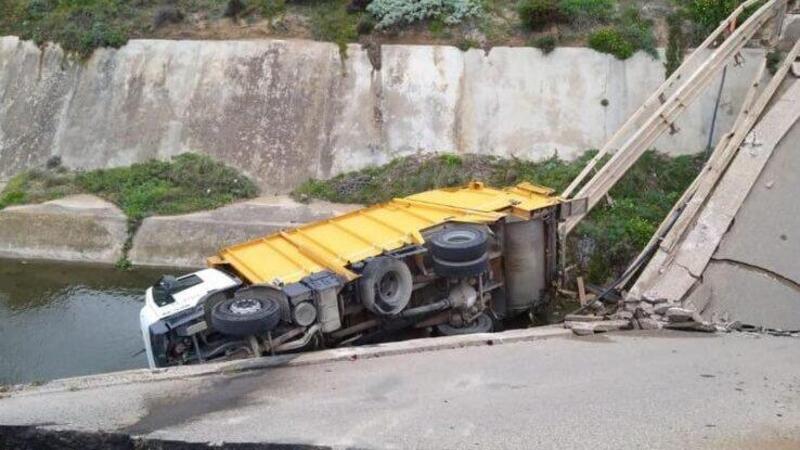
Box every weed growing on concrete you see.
[588,27,634,59]
[665,13,686,77]
[307,0,361,56]
[293,150,703,284]
[532,35,557,54]
[766,50,783,75]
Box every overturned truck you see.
[140,182,586,368]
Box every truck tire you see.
[432,253,489,278]
[429,226,488,262]
[359,256,413,316]
[436,313,493,336]
[211,297,281,336]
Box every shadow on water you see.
[0,259,182,385]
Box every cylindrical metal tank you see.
[503,219,547,314]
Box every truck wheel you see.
[429,226,488,262]
[436,313,493,336]
[432,253,489,278]
[359,256,413,316]
[211,297,281,336]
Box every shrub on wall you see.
[532,35,557,54]
[367,0,483,29]
[616,7,656,58]
[588,27,633,59]
[586,8,656,60]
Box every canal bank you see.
[0,195,359,268]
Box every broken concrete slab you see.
[633,79,800,312]
[128,196,360,268]
[712,120,800,286]
[565,319,631,335]
[685,261,800,330]
[665,307,695,322]
[635,317,662,330]
[0,195,127,264]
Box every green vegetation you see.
[532,35,557,54]
[307,0,362,55]
[517,0,563,31]
[0,0,671,59]
[766,50,783,75]
[673,0,761,45]
[679,0,739,37]
[293,150,703,284]
[0,154,258,220]
[366,0,482,29]
[557,0,614,26]
[665,13,685,77]
[517,0,614,31]
[0,154,258,269]
[587,8,656,60]
[588,27,634,59]
[259,0,287,21]
[1,0,131,58]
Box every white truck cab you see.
[140,268,240,368]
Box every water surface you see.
[0,259,174,385]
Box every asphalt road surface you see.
[1,331,798,449]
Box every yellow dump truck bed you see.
[210,182,563,286]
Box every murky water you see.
[0,259,174,385]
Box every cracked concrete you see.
[685,117,800,329]
[631,76,800,330]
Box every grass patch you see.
[558,0,614,26]
[1,154,258,221]
[293,150,703,284]
[74,154,257,222]
[664,13,685,77]
[1,0,132,58]
[0,154,258,268]
[587,8,656,60]
[305,0,361,55]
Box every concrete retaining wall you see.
[0,195,127,264]
[0,195,358,267]
[129,196,359,268]
[0,36,765,192]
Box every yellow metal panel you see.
[212,182,561,285]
